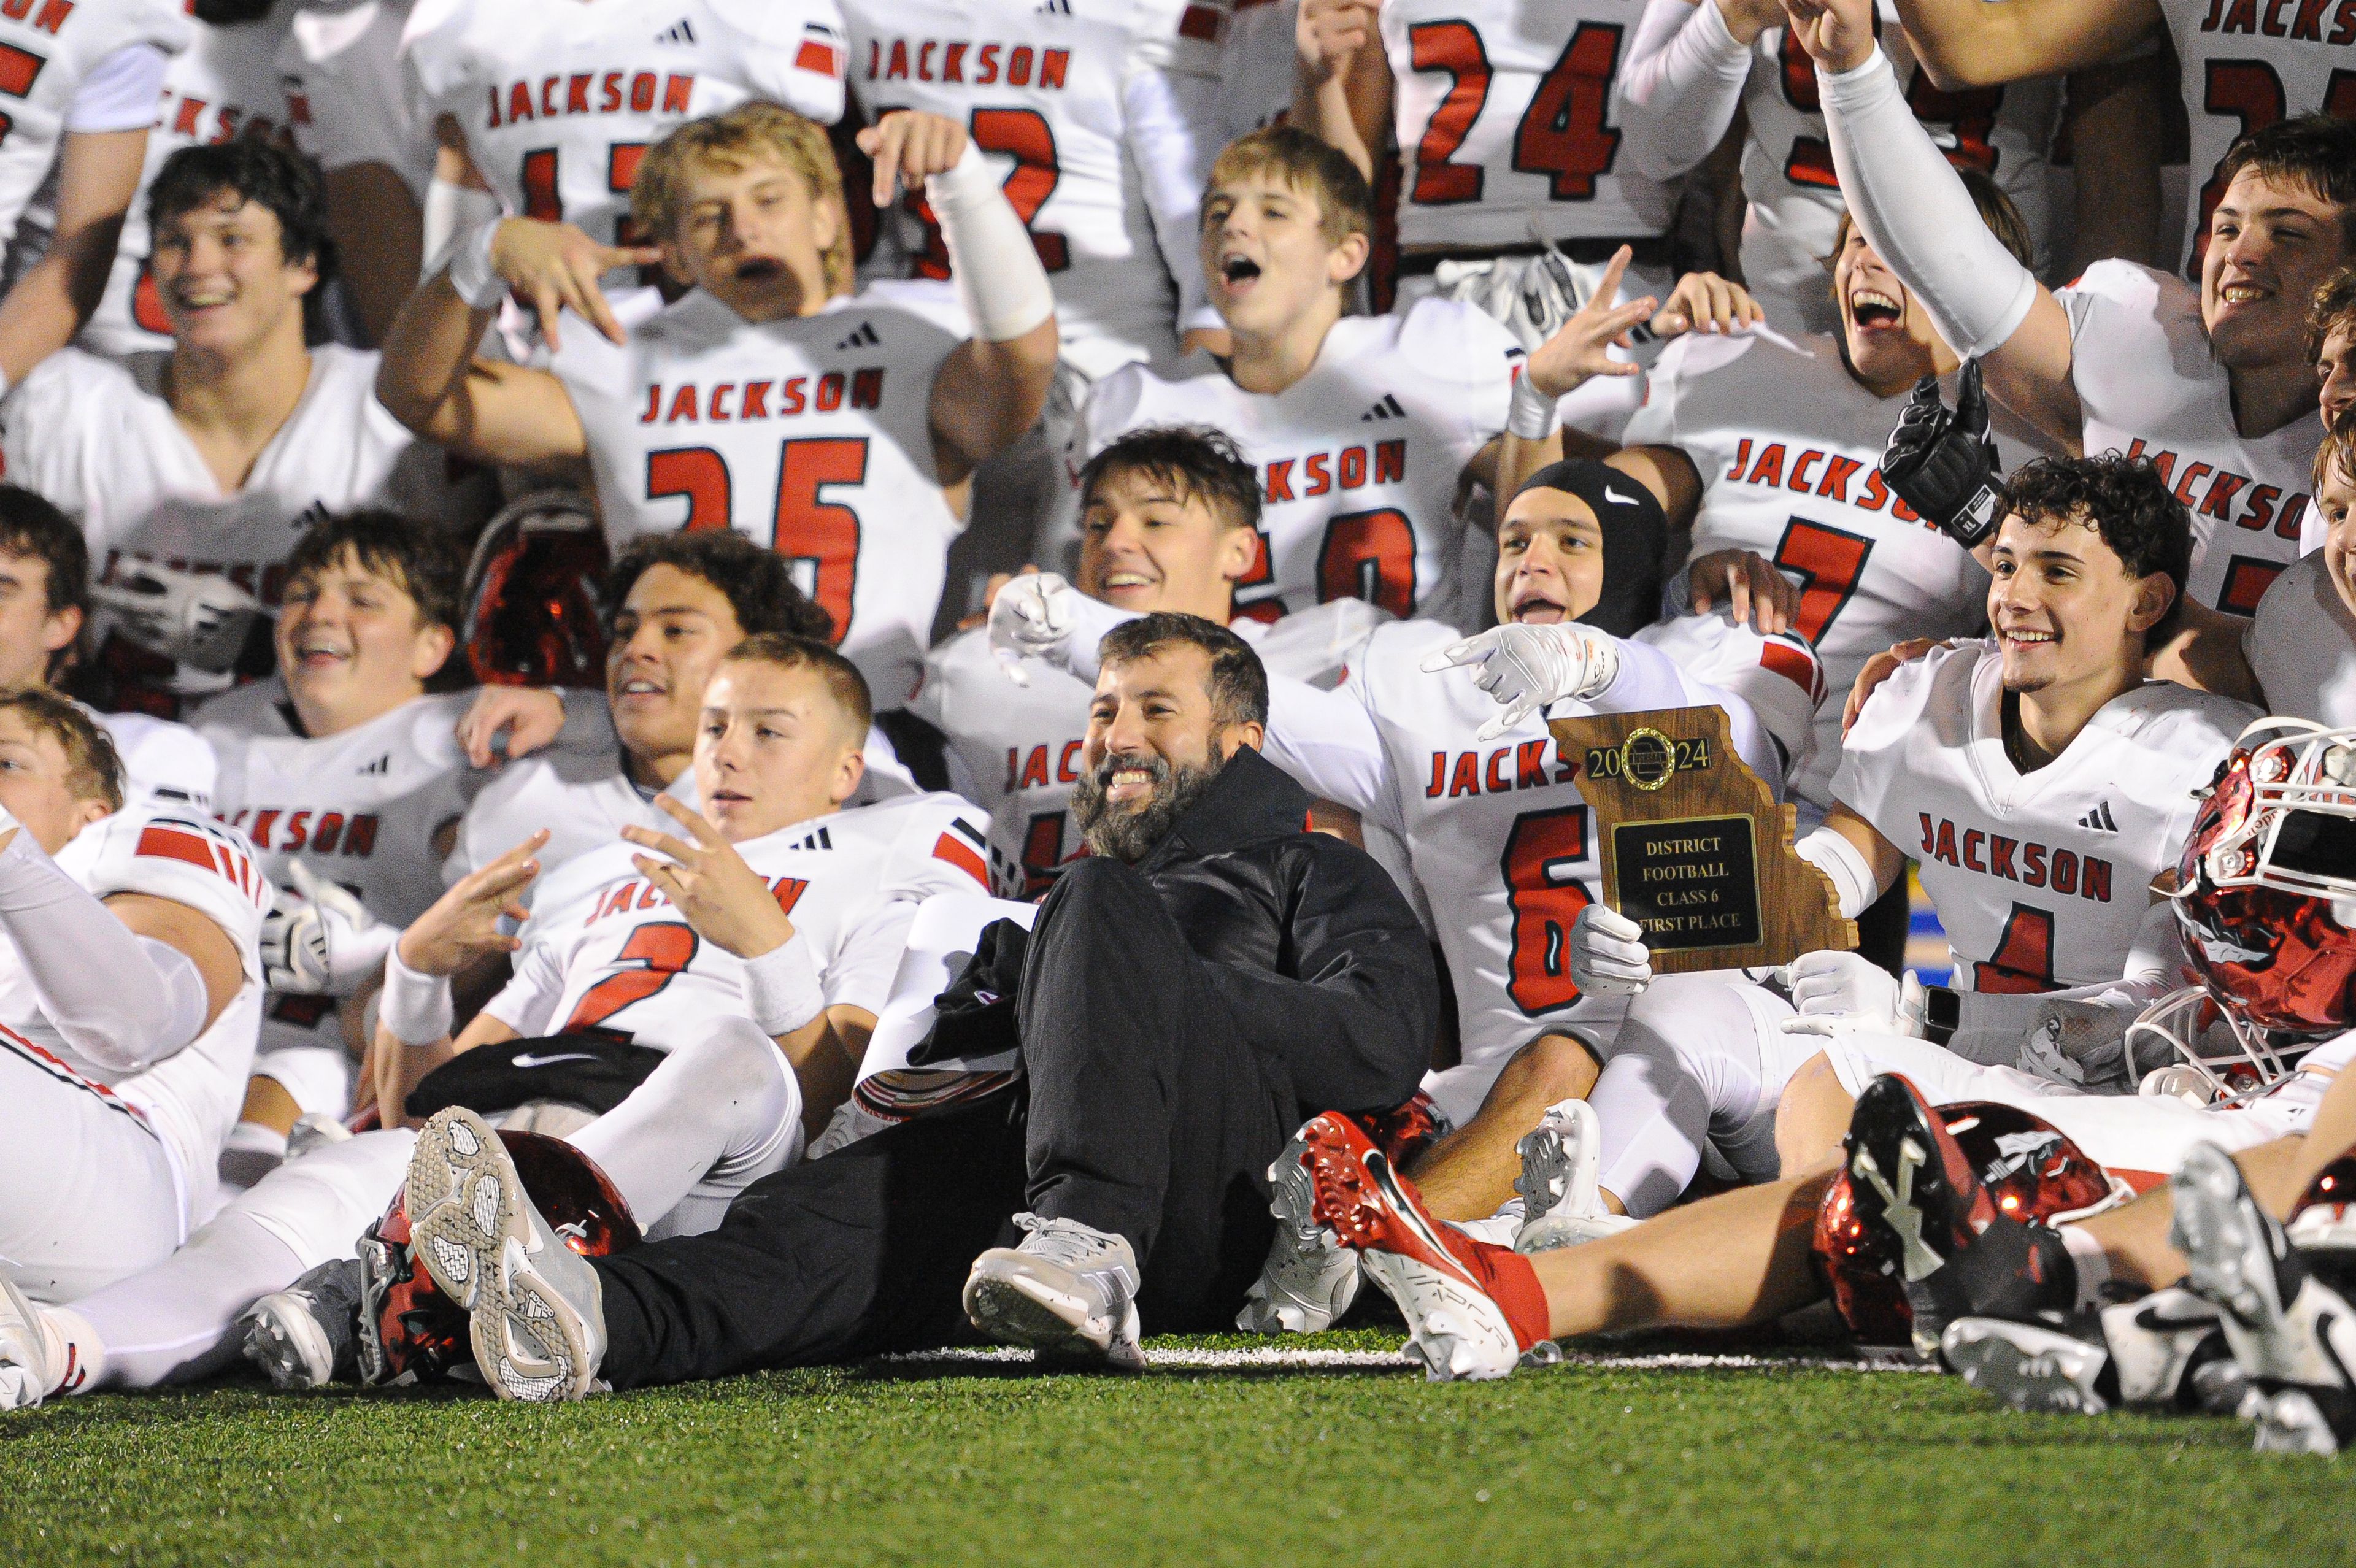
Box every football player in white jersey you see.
[0,690,268,1304]
[841,0,1230,377]
[1800,0,2353,620]
[2250,420,2356,725]
[0,637,993,1404]
[1530,456,2254,1245]
[1615,0,2065,336]
[0,0,189,390]
[933,423,1391,894]
[1,139,490,718]
[83,0,301,361]
[196,515,505,1170]
[1886,0,2354,283]
[376,102,1061,709]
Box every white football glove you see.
[986,571,1078,687]
[1779,950,1927,1038]
[93,563,263,674]
[1419,622,1622,742]
[1569,902,1652,996]
[261,861,397,996]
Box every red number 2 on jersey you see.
[564,922,700,1032]
[1406,21,1623,206]
[910,108,1069,277]
[1502,807,1595,1014]
[643,438,869,642]
[1771,518,1874,645]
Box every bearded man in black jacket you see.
[404,614,1439,1398]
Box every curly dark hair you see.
[284,510,464,634]
[1077,424,1263,540]
[1096,612,1268,731]
[602,532,834,644]
[2216,115,2356,250]
[2001,454,2192,639]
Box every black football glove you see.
[1881,358,2004,549]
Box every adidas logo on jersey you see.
[358,753,390,777]
[1360,394,1406,423]
[2077,801,2119,833]
[655,18,698,46]
[836,321,882,352]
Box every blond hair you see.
[1204,127,1372,249]
[633,102,853,297]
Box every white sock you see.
[41,1304,102,1397]
[2060,1225,2112,1315]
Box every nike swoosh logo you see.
[1604,485,1639,507]
[510,1051,598,1069]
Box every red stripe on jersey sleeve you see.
[933,832,989,888]
[1758,640,1821,695]
[795,39,841,76]
[136,822,223,875]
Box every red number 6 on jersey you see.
[1503,806,1595,1013]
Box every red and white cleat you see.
[1296,1112,1544,1382]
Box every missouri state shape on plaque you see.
[1547,707,1857,974]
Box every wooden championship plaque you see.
[1548,707,1857,974]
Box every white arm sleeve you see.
[1058,593,1144,684]
[422,176,503,279]
[1617,0,1754,182]
[1262,672,1403,834]
[1819,47,2038,360]
[926,142,1057,343]
[1123,64,1225,337]
[67,44,173,134]
[1586,635,1786,793]
[1795,825,1882,919]
[0,825,206,1072]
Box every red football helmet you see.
[461,492,610,688]
[1813,1101,2128,1344]
[356,1130,639,1386]
[2154,719,2356,1096]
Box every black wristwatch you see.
[1921,984,1962,1046]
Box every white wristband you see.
[1508,372,1561,440]
[926,140,1056,342]
[444,218,507,311]
[381,944,455,1047]
[742,932,827,1037]
[1795,826,1881,921]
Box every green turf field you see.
[2,1330,2346,1566]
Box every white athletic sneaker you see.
[1237,1129,1361,1334]
[240,1257,363,1389]
[1943,1288,2244,1418]
[0,1272,63,1410]
[963,1213,1144,1370]
[405,1107,607,1402]
[1513,1098,1636,1253]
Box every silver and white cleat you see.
[1943,1318,2117,1415]
[404,1107,607,1402]
[1514,1097,1636,1253]
[1238,1131,1361,1333]
[963,1213,1145,1370]
[239,1257,363,1389]
[1944,1287,2242,1418]
[0,1272,63,1410]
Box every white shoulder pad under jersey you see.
[1623,326,1998,811]
[555,289,963,710]
[1834,639,2257,994]
[404,0,845,247]
[87,707,218,813]
[2249,553,2356,727]
[2159,0,2356,279]
[2060,261,2317,617]
[83,1,296,360]
[1636,608,1824,794]
[61,806,271,981]
[279,0,434,196]
[1378,0,1676,249]
[1071,302,1514,626]
[0,0,190,264]
[840,0,1229,378]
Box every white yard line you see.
[881,1345,1935,1374]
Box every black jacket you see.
[1114,746,1436,1118]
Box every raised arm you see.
[1617,0,1776,183]
[1293,0,1391,182]
[374,832,546,1126]
[1888,0,2161,90]
[0,128,145,388]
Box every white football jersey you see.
[1734,11,2058,333]
[1834,639,2255,993]
[912,598,1388,894]
[0,0,190,269]
[1380,0,1676,251]
[88,706,219,814]
[197,683,487,1059]
[2062,261,2319,617]
[402,0,847,249]
[278,0,434,197]
[2249,553,2356,726]
[842,0,1228,379]
[488,792,996,1053]
[83,1,299,361]
[1262,617,1782,1124]
[555,289,968,708]
[2162,0,2355,280]
[0,344,488,715]
[1069,300,1515,628]
[1622,327,2004,812]
[24,805,270,1204]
